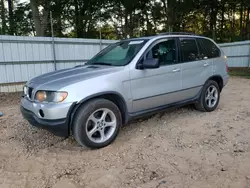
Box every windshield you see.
[86,39,148,66]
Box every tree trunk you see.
[30,0,41,36]
[0,0,6,34]
[240,1,243,40]
[202,8,209,34]
[30,0,49,36]
[7,0,14,35]
[74,0,80,37]
[220,1,225,42]
[247,7,250,40]
[124,10,129,38]
[41,2,49,36]
[232,5,235,30]
[53,0,63,37]
[74,0,84,38]
[210,0,218,40]
[119,2,124,38]
[129,12,134,37]
[161,0,169,31]
[161,0,175,32]
[56,15,63,37]
[229,4,234,41]
[79,7,85,38]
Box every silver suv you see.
[21,33,229,148]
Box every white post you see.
[50,11,57,71]
[248,42,250,67]
[99,27,102,51]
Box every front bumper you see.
[21,106,69,137]
[20,97,75,137]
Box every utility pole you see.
[50,11,57,71]
[99,19,102,51]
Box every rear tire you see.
[195,80,220,112]
[72,99,122,149]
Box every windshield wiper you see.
[91,62,112,66]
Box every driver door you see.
[129,38,182,113]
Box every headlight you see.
[35,91,68,103]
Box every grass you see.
[229,68,250,79]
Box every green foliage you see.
[229,68,250,78]
[0,0,249,42]
[14,2,34,36]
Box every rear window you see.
[197,38,220,58]
[180,38,199,62]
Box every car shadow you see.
[13,105,195,153]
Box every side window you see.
[146,39,177,66]
[196,39,208,60]
[198,38,220,58]
[180,38,199,62]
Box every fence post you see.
[248,42,250,68]
[99,28,102,51]
[50,11,57,71]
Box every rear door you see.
[197,38,222,76]
[179,37,213,100]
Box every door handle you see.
[204,63,209,67]
[172,68,180,72]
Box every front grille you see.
[28,87,33,99]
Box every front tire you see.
[72,99,122,149]
[195,80,220,112]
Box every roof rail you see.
[158,32,197,36]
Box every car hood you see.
[26,65,123,90]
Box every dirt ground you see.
[1,77,250,188]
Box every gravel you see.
[1,77,250,188]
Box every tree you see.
[14,2,34,36]
[7,0,14,35]
[0,0,7,34]
[0,0,249,42]
[30,0,50,36]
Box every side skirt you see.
[127,92,201,122]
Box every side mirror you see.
[142,58,160,69]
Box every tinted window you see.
[197,38,220,58]
[146,39,177,65]
[196,39,208,60]
[180,38,199,62]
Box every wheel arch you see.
[69,92,129,132]
[207,75,223,92]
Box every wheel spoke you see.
[100,110,108,121]
[87,126,98,137]
[211,96,217,101]
[208,99,212,107]
[105,121,116,128]
[211,87,216,95]
[205,94,210,100]
[89,114,98,124]
[99,129,105,141]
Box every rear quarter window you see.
[197,38,221,58]
[180,38,199,62]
